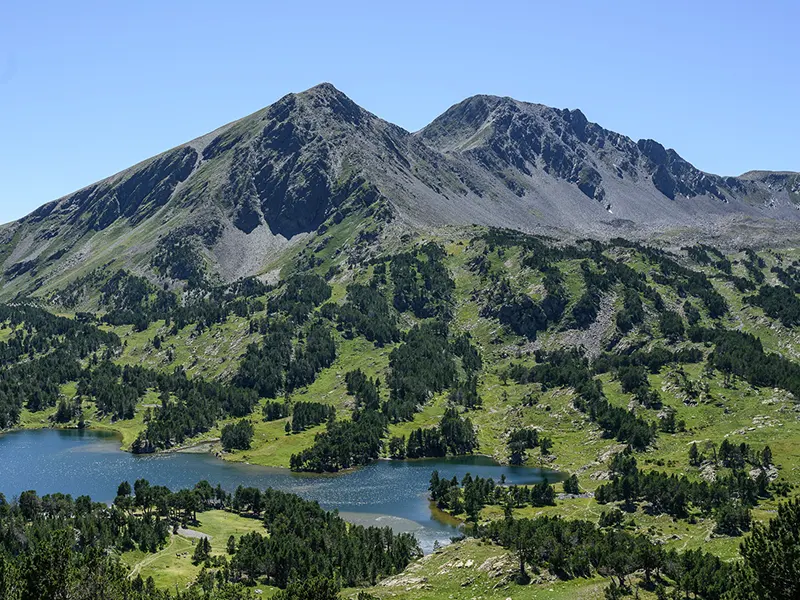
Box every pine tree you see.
[689,442,700,466]
[761,445,773,469]
[733,497,800,599]
[192,537,210,565]
[563,474,580,495]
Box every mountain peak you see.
[2,84,799,300]
[296,82,350,102]
[290,82,365,125]
[302,81,343,95]
[418,94,591,153]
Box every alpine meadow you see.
[1,82,800,600]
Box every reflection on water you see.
[428,501,464,528]
[0,429,560,552]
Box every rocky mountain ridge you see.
[1,83,797,300]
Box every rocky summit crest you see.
[1,83,797,299]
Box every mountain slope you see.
[1,83,797,300]
[417,94,800,228]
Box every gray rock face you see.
[417,95,781,211]
[26,146,199,231]
[1,83,798,297]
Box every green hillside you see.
[2,220,800,599]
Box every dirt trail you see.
[129,534,179,579]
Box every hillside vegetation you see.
[2,218,800,598]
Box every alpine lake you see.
[0,428,561,552]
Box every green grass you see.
[481,496,744,562]
[5,229,800,599]
[353,537,611,600]
[123,535,196,590]
[113,315,261,381]
[121,510,270,592]
[590,364,800,488]
[387,392,448,442]
[217,335,394,467]
[17,406,58,429]
[88,391,156,449]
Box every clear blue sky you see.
[1,0,798,224]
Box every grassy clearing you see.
[113,315,260,381]
[88,390,157,449]
[481,496,743,563]
[124,535,196,589]
[17,406,58,429]
[353,537,611,600]
[592,363,800,490]
[121,510,270,592]
[387,392,448,442]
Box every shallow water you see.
[0,428,560,551]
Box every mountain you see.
[1,83,797,300]
[418,94,799,226]
[4,85,800,600]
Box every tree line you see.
[482,512,733,598]
[429,471,558,522]
[228,485,419,587]
[690,326,800,398]
[385,320,457,422]
[479,492,800,599]
[236,318,335,399]
[0,304,120,428]
[323,281,400,346]
[594,448,774,536]
[505,350,657,450]
[397,407,478,459]
[0,478,419,599]
[389,242,454,319]
[99,269,269,333]
[747,284,800,327]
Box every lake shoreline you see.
[0,428,559,554]
[2,420,559,476]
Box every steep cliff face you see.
[1,83,797,300]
